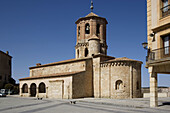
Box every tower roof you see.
[75,13,108,24]
[86,12,98,17]
[75,0,108,24]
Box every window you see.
[162,35,170,56]
[22,83,28,93]
[161,0,170,17]
[78,26,80,36]
[96,24,100,36]
[85,23,90,34]
[85,48,88,57]
[77,49,79,58]
[39,82,46,93]
[115,80,123,90]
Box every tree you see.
[4,83,14,90]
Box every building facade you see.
[19,3,142,99]
[0,51,12,89]
[146,0,170,107]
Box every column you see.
[90,20,93,37]
[149,66,158,107]
[36,87,39,98]
[81,21,85,40]
[93,20,96,36]
[130,63,133,98]
[46,87,48,98]
[28,88,31,97]
[20,88,22,96]
[100,24,103,40]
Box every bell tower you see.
[75,1,108,59]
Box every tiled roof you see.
[29,57,91,69]
[105,57,142,63]
[19,71,85,80]
[86,12,99,17]
[75,13,108,24]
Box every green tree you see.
[4,83,14,90]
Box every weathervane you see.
[90,0,94,12]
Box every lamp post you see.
[142,42,148,50]
[142,42,150,61]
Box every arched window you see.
[85,23,90,34]
[77,49,79,58]
[39,82,46,93]
[96,24,100,36]
[85,48,88,57]
[115,80,123,90]
[22,83,28,93]
[78,26,80,36]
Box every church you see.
[19,1,142,99]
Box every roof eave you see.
[75,16,108,24]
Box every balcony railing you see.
[147,46,170,62]
[161,4,170,18]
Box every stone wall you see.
[144,93,169,98]
[72,59,93,98]
[99,61,141,99]
[20,76,73,99]
[142,87,170,98]
[20,58,93,99]
[92,55,114,98]
[30,60,86,77]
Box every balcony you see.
[161,4,170,18]
[147,46,170,64]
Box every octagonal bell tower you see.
[75,1,108,59]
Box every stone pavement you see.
[69,97,170,110]
[8,95,170,110]
[0,96,170,113]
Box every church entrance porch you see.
[30,83,36,97]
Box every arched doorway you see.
[22,83,28,93]
[39,82,46,93]
[30,83,36,97]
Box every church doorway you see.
[30,83,36,97]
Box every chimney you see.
[36,63,41,66]
[6,51,9,55]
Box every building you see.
[19,2,142,99]
[145,0,170,107]
[0,50,12,89]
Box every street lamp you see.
[142,42,148,50]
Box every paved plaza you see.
[0,96,170,113]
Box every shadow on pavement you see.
[0,99,52,112]
[159,102,170,107]
[163,102,170,105]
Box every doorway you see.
[30,83,36,97]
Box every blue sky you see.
[0,0,170,87]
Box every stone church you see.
[19,2,142,99]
